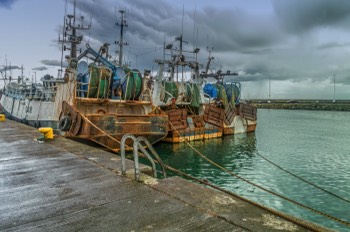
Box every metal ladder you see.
[120,134,167,181]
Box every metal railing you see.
[120,134,166,181]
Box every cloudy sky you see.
[1,0,350,99]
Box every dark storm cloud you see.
[193,6,283,53]
[73,0,282,58]
[317,42,350,49]
[0,0,17,9]
[62,0,350,89]
[32,66,48,71]
[71,0,177,71]
[41,59,67,67]
[0,65,20,72]
[241,62,269,76]
[273,0,350,33]
[122,0,176,36]
[334,71,350,85]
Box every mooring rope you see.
[256,152,350,204]
[162,164,325,232]
[167,121,350,227]
[68,103,123,149]
[133,151,323,231]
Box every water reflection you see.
[154,133,258,189]
[151,110,350,231]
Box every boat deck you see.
[0,119,329,231]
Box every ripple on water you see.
[154,110,350,231]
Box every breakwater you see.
[250,99,350,111]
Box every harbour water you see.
[154,109,350,231]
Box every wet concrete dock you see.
[0,120,329,231]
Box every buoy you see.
[0,114,5,122]
[38,127,54,140]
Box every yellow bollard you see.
[0,114,5,122]
[38,127,54,139]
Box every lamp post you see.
[333,74,336,103]
[268,77,271,103]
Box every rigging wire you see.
[118,148,323,231]
[87,0,96,44]
[133,47,163,56]
[161,164,322,232]
[60,0,68,77]
[135,152,324,231]
[256,152,350,204]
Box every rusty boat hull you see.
[59,101,168,151]
[223,102,257,135]
[163,126,222,143]
[163,107,223,143]
[80,114,168,147]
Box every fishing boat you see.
[201,67,257,135]
[202,81,257,135]
[151,35,257,143]
[0,7,168,151]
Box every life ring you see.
[59,116,71,131]
[97,109,106,114]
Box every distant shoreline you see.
[250,99,350,111]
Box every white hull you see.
[0,94,59,128]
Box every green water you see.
[153,109,350,231]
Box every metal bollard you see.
[0,114,5,122]
[38,127,54,139]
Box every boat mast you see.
[268,77,271,103]
[205,50,213,75]
[21,65,24,84]
[333,74,336,103]
[59,0,90,59]
[5,57,7,81]
[116,10,128,66]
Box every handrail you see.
[136,136,167,178]
[121,134,138,176]
[120,134,166,181]
[135,137,157,179]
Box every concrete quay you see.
[0,120,330,231]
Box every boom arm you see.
[77,44,117,73]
